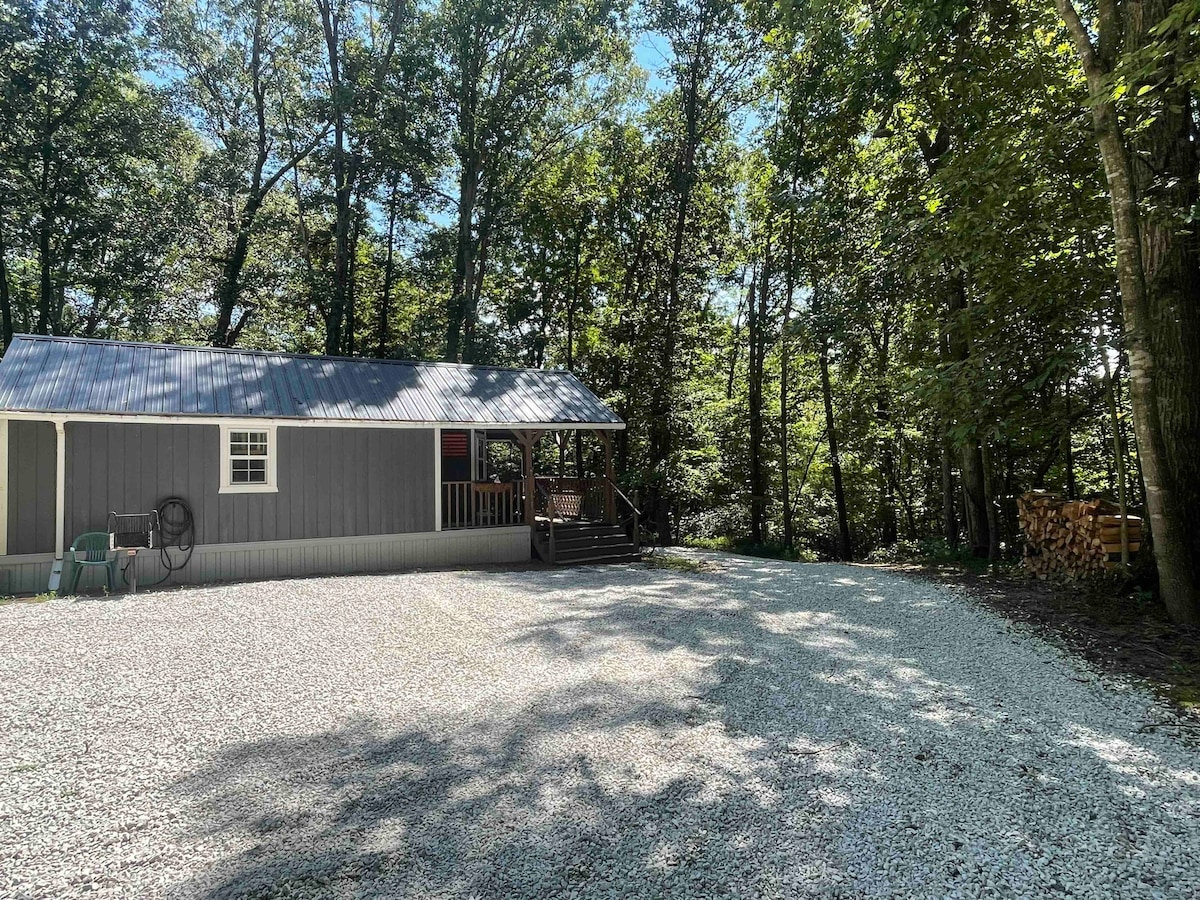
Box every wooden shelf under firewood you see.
[1017,492,1141,580]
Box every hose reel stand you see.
[107,511,159,594]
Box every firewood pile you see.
[1017,491,1142,580]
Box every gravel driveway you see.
[2,551,1199,899]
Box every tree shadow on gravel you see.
[171,555,1200,899]
[172,692,850,899]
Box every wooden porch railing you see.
[442,481,524,529]
[607,475,642,550]
[534,477,609,521]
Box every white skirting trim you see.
[0,528,532,595]
[179,526,532,585]
[0,552,56,596]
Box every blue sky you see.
[634,30,674,94]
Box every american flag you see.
[441,431,469,457]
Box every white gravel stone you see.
[1,551,1199,898]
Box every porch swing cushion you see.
[551,491,585,518]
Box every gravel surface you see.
[2,550,1199,899]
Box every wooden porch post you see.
[433,427,442,531]
[48,418,66,592]
[597,430,616,524]
[515,430,538,526]
[0,418,8,557]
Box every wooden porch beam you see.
[595,429,616,524]
[513,429,543,526]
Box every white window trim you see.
[219,423,278,494]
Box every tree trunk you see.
[941,430,958,546]
[936,329,959,547]
[447,27,480,363]
[319,0,403,356]
[652,174,692,544]
[649,31,704,549]
[317,0,350,356]
[874,319,897,547]
[726,284,744,400]
[463,205,493,364]
[748,242,770,545]
[1113,362,1146,510]
[211,201,261,347]
[446,197,471,361]
[794,428,825,502]
[818,340,851,561]
[1102,339,1131,567]
[960,441,990,558]
[0,210,13,348]
[376,184,399,358]
[1063,377,1076,498]
[344,200,362,356]
[980,441,1002,561]
[568,216,586,476]
[946,270,991,557]
[779,213,796,550]
[211,0,318,348]
[1058,0,1200,623]
[37,205,53,335]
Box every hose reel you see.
[107,511,159,593]
[105,497,196,593]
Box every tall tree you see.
[641,0,755,542]
[313,0,433,356]
[156,0,327,347]
[1055,0,1200,623]
[436,0,624,363]
[0,0,193,342]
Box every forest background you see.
[3,0,1199,621]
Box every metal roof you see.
[0,335,624,427]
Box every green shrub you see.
[683,536,816,563]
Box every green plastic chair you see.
[68,532,117,594]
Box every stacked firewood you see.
[1017,491,1142,580]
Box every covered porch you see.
[436,426,640,563]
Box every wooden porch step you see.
[555,544,640,563]
[538,521,625,534]
[532,521,640,566]
[553,532,633,550]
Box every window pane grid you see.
[230,459,267,484]
[226,429,271,487]
[230,441,267,457]
[230,431,268,453]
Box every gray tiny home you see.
[0,335,636,594]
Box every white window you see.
[219,424,278,493]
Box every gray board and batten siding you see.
[64,423,436,547]
[0,334,622,426]
[11,423,435,554]
[8,420,56,556]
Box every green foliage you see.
[0,0,1170,573]
[684,534,816,562]
[0,589,56,604]
[643,553,716,572]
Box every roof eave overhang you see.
[0,409,626,430]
